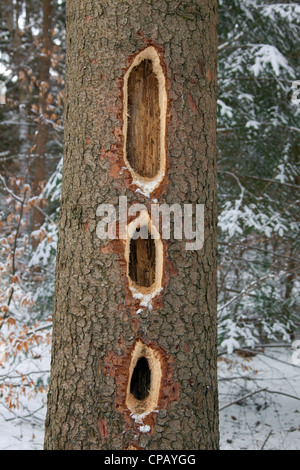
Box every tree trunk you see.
[44,0,219,450]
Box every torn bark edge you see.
[122,45,167,195]
[98,40,171,201]
[124,443,144,450]
[103,337,180,437]
[100,214,178,316]
[97,417,108,442]
[125,210,163,303]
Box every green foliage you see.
[217,0,300,351]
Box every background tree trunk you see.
[44,0,219,450]
[32,0,53,243]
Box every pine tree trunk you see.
[44,0,219,450]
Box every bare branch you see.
[0,174,23,203]
[218,170,300,190]
[220,387,300,412]
[219,388,268,411]
[218,267,299,314]
[261,430,273,450]
[218,32,244,52]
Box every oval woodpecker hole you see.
[123,46,167,194]
[129,228,156,289]
[125,211,163,301]
[126,340,162,417]
[130,357,151,401]
[127,59,160,179]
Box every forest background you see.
[0,0,299,450]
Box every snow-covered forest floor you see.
[219,344,300,450]
[0,343,299,450]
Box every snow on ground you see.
[219,346,300,450]
[0,346,299,450]
[0,343,50,450]
[0,405,45,450]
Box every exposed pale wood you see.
[126,341,162,417]
[129,228,156,288]
[126,59,161,179]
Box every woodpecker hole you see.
[126,340,162,416]
[129,228,156,289]
[130,356,151,401]
[127,59,160,179]
[123,46,167,193]
[125,211,163,298]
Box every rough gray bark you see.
[44,0,219,450]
